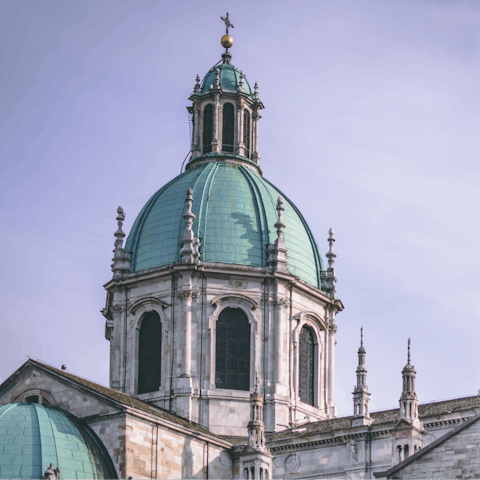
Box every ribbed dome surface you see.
[201,62,252,95]
[0,403,116,479]
[125,162,324,288]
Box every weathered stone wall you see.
[393,418,480,479]
[0,368,116,417]
[124,415,232,479]
[88,415,126,478]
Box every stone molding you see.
[424,417,468,431]
[269,433,369,454]
[128,296,169,315]
[13,388,57,406]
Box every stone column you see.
[327,321,337,417]
[109,303,123,390]
[177,288,198,383]
[252,110,260,161]
[237,99,245,156]
[212,96,220,153]
[274,298,289,391]
[193,106,200,155]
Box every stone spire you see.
[179,188,200,264]
[253,82,259,100]
[351,327,373,427]
[235,374,273,480]
[248,375,266,450]
[399,338,422,429]
[111,206,131,279]
[323,228,337,297]
[266,197,288,272]
[238,71,244,92]
[194,74,200,93]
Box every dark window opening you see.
[222,103,235,153]
[203,104,213,154]
[299,326,315,406]
[215,307,250,390]
[243,111,251,158]
[138,311,161,394]
[25,395,39,404]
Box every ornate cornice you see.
[268,432,369,454]
[424,417,467,431]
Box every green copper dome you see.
[201,61,252,95]
[0,403,116,479]
[125,161,325,288]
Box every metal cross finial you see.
[360,327,363,348]
[407,337,411,364]
[220,12,234,34]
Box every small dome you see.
[126,162,324,288]
[201,62,252,95]
[0,403,116,479]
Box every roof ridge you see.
[25,359,230,444]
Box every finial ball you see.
[221,34,234,49]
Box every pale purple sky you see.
[1,0,479,417]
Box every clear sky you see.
[1,0,479,418]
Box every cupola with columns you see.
[187,16,264,168]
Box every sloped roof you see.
[267,395,480,441]
[0,359,231,447]
[374,412,480,478]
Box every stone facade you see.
[103,262,343,436]
[378,413,480,479]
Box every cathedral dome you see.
[0,403,116,479]
[125,161,324,288]
[200,56,252,95]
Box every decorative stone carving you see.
[111,207,131,279]
[273,297,290,310]
[179,188,201,264]
[43,464,60,480]
[284,453,300,472]
[266,197,288,272]
[176,289,199,300]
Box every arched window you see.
[216,307,250,390]
[138,311,161,394]
[243,111,251,158]
[299,325,315,406]
[222,103,235,153]
[203,104,213,154]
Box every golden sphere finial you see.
[221,34,234,49]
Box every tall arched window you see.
[203,104,213,154]
[299,325,315,406]
[222,103,235,153]
[138,311,161,394]
[216,307,250,390]
[243,111,251,158]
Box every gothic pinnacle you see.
[180,187,200,264]
[275,196,285,240]
[326,227,336,269]
[407,337,411,364]
[112,206,131,278]
[194,74,200,92]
